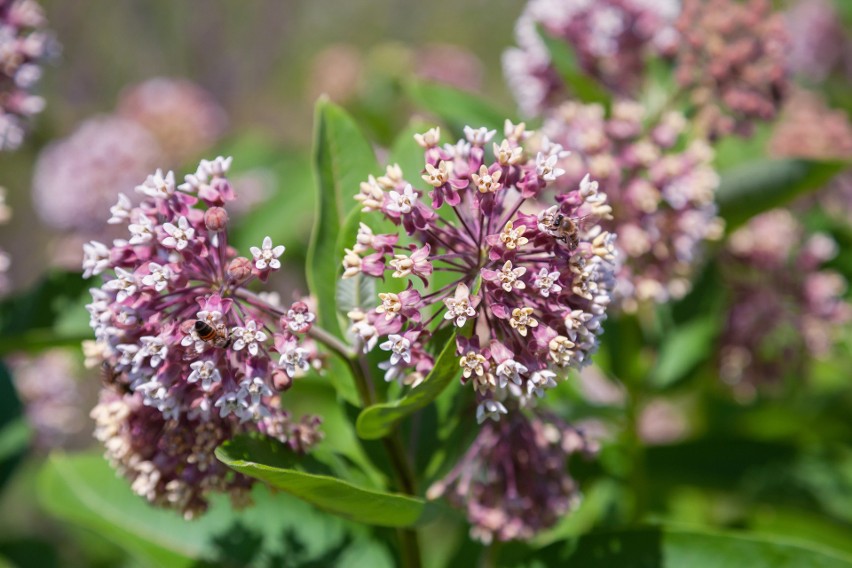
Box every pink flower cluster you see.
[768,88,852,161]
[719,209,851,399]
[503,0,678,116]
[0,186,9,295]
[427,411,596,543]
[0,0,53,150]
[84,157,323,516]
[674,0,788,138]
[542,100,722,311]
[784,0,849,84]
[344,123,616,423]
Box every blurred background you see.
[2,0,852,566]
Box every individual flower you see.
[542,100,723,311]
[674,0,788,138]
[427,411,596,543]
[503,0,679,115]
[85,157,322,517]
[719,209,851,399]
[0,0,55,150]
[343,123,616,421]
[117,77,227,165]
[32,116,163,231]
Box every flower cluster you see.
[0,0,53,150]
[503,0,679,116]
[427,411,596,543]
[674,0,788,138]
[768,88,852,161]
[784,0,849,84]
[117,77,228,165]
[33,116,164,232]
[0,186,10,295]
[542,100,722,311]
[344,123,616,422]
[719,209,851,399]
[84,157,323,517]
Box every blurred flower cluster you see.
[32,77,226,235]
[0,0,53,151]
[344,123,616,423]
[719,209,851,399]
[428,410,596,543]
[784,0,851,83]
[0,186,9,294]
[84,157,323,517]
[542,100,722,311]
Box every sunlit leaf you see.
[405,80,508,135]
[648,317,720,389]
[216,435,429,527]
[356,333,459,440]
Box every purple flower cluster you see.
[84,157,323,517]
[427,411,596,543]
[0,186,9,295]
[768,88,852,161]
[344,123,616,423]
[720,210,851,399]
[0,0,53,150]
[503,0,678,116]
[784,0,849,84]
[674,0,788,138]
[542,100,722,311]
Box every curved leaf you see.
[405,80,509,135]
[717,159,847,232]
[216,436,428,527]
[307,98,378,339]
[504,526,852,567]
[535,24,610,106]
[40,452,393,567]
[356,332,458,440]
[648,316,720,389]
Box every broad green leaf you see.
[504,526,852,567]
[536,24,610,106]
[216,435,428,527]
[389,118,433,178]
[356,333,458,440]
[306,98,378,339]
[0,270,91,355]
[336,274,376,315]
[40,452,393,568]
[717,159,847,232]
[648,317,720,389]
[405,80,508,135]
[0,362,27,493]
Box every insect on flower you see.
[192,319,231,349]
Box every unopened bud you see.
[272,369,293,392]
[227,256,252,282]
[204,207,229,232]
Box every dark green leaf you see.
[0,362,28,493]
[717,160,847,232]
[40,452,393,567]
[356,333,459,440]
[504,526,852,568]
[216,436,428,527]
[535,24,610,106]
[306,98,378,339]
[404,80,508,135]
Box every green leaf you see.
[307,98,378,339]
[717,159,847,232]
[535,24,610,106]
[504,526,852,567]
[405,80,508,135]
[648,317,720,389]
[356,332,459,440]
[0,270,91,355]
[0,362,28,493]
[40,452,393,568]
[389,118,433,178]
[216,435,428,527]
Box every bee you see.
[540,206,589,249]
[193,319,231,349]
[101,362,132,395]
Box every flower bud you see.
[204,206,229,232]
[272,369,293,392]
[227,256,252,283]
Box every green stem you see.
[309,325,422,567]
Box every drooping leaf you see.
[307,98,378,339]
[404,80,508,136]
[535,24,610,106]
[39,452,393,568]
[717,159,847,232]
[356,333,459,440]
[503,526,852,568]
[216,435,429,527]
